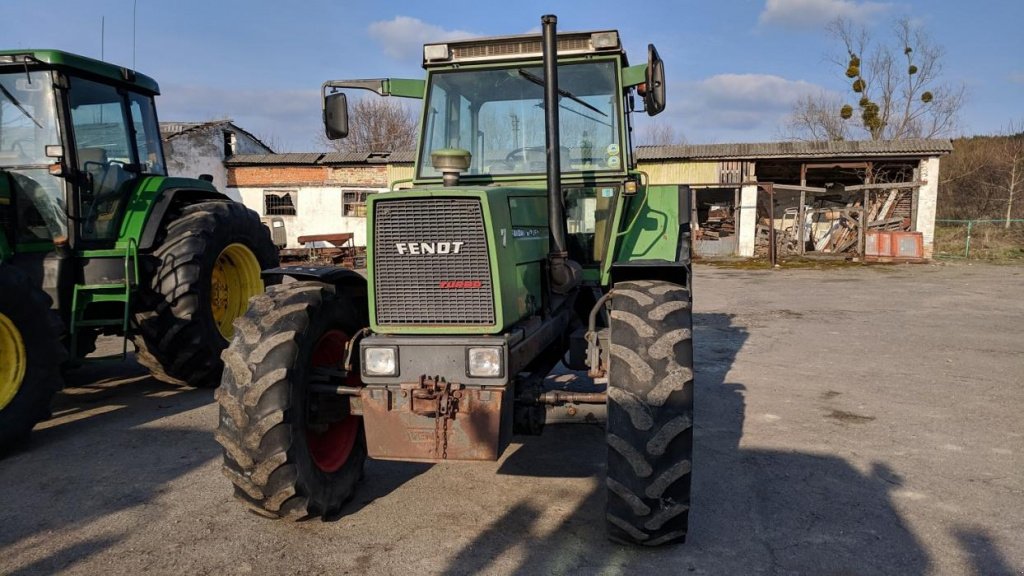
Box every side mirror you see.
[324,92,349,140]
[644,44,666,117]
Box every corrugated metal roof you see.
[225,149,417,166]
[636,139,953,161]
[225,153,324,166]
[320,149,416,164]
[160,120,231,140]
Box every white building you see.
[160,120,273,201]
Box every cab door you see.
[67,77,137,245]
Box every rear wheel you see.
[133,201,278,387]
[216,282,368,519]
[0,265,66,454]
[605,280,694,546]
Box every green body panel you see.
[621,64,647,88]
[600,183,683,285]
[0,49,160,94]
[366,186,549,335]
[112,176,218,249]
[615,184,682,261]
[383,78,426,99]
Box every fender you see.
[123,177,232,250]
[261,266,368,300]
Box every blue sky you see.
[5,0,1022,151]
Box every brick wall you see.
[228,164,397,188]
[228,166,328,187]
[327,165,390,187]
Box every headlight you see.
[467,347,503,377]
[363,347,397,376]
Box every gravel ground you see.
[1,261,1022,575]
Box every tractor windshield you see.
[0,70,67,241]
[418,59,621,179]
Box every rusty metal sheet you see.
[360,377,511,462]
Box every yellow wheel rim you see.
[0,312,27,410]
[210,243,264,340]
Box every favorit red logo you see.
[439,280,483,289]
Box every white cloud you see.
[368,16,477,60]
[664,74,831,140]
[759,0,891,28]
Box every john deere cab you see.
[216,16,693,546]
[0,50,278,452]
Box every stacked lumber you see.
[700,205,735,240]
[817,188,913,253]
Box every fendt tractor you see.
[216,15,694,545]
[0,50,278,452]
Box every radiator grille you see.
[373,198,495,326]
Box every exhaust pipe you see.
[541,14,580,295]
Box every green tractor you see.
[0,50,279,452]
[215,15,693,546]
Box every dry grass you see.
[934,223,1024,261]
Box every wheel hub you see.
[210,243,264,340]
[306,329,361,473]
[0,312,27,410]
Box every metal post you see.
[860,189,869,259]
[965,220,973,258]
[798,190,806,256]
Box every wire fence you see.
[934,219,1024,260]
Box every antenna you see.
[101,16,105,61]
[132,0,137,69]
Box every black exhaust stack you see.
[541,14,580,295]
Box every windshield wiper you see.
[518,69,607,117]
[0,83,42,128]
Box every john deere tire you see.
[133,201,278,388]
[605,280,694,546]
[216,282,368,519]
[0,264,66,454]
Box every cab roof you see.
[0,49,160,94]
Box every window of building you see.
[264,190,297,215]
[342,189,374,217]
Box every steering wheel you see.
[503,145,570,172]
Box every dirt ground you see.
[1,262,1022,575]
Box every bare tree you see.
[320,97,418,153]
[938,127,1024,224]
[782,92,849,141]
[993,126,1024,228]
[789,16,965,141]
[635,123,686,146]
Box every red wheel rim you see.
[306,329,361,473]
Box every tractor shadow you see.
[442,312,934,575]
[0,346,217,574]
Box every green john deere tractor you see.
[0,50,278,453]
[215,15,693,545]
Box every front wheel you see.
[215,282,368,519]
[605,280,694,546]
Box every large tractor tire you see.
[216,282,368,519]
[133,201,278,388]
[0,264,66,454]
[605,280,694,546]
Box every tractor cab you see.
[0,51,165,255]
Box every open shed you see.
[637,139,953,259]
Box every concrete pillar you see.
[915,156,941,258]
[737,184,758,257]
